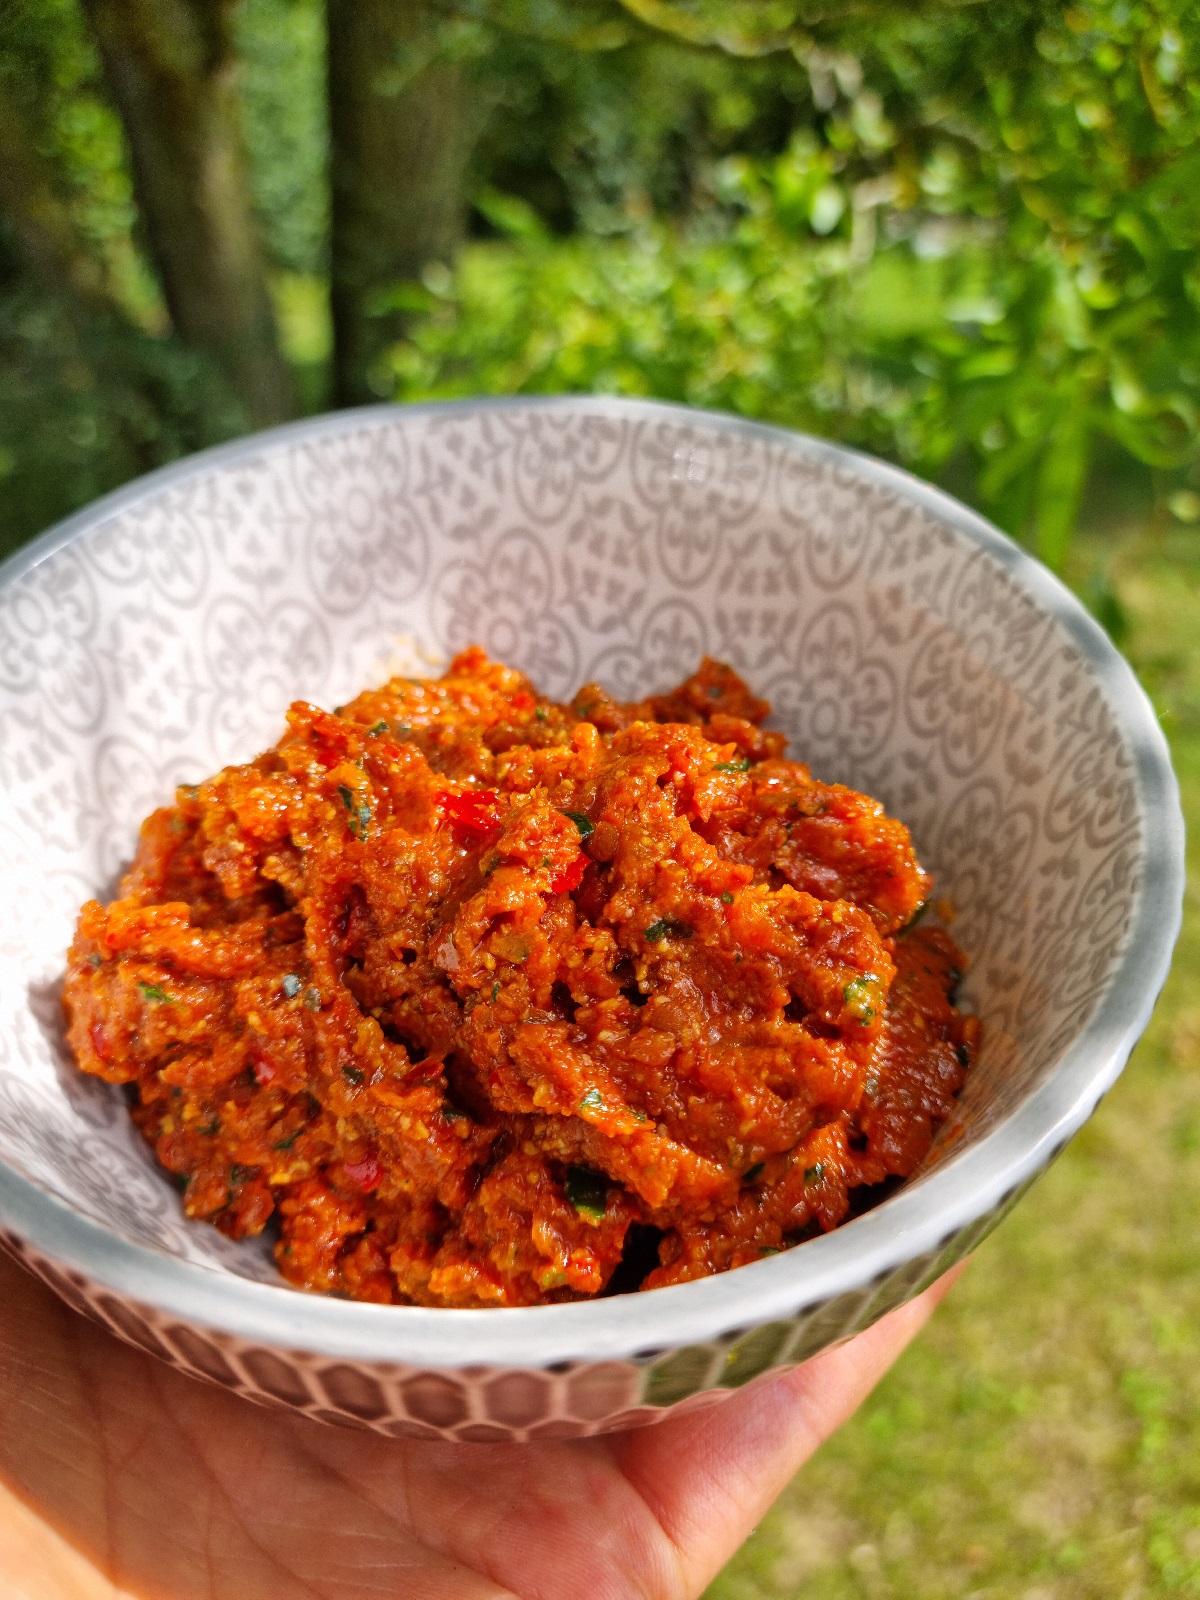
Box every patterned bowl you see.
[0,398,1183,1442]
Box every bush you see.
[389,0,1200,566]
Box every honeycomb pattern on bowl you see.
[0,1176,1030,1441]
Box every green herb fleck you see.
[137,981,173,1005]
[368,720,389,736]
[708,684,723,698]
[338,783,372,839]
[720,891,735,905]
[200,1117,221,1136]
[579,1087,605,1113]
[646,917,692,943]
[804,1161,826,1184]
[342,1063,365,1086]
[900,900,930,934]
[87,952,103,967]
[535,707,549,722]
[843,973,881,1024]
[743,1162,764,1183]
[563,810,595,839]
[172,1173,190,1194]
[180,784,200,801]
[565,1165,608,1220]
[230,1164,256,1183]
[644,919,669,943]
[281,973,301,998]
[274,1131,299,1150]
[491,980,500,1003]
[714,758,751,773]
[303,987,321,1011]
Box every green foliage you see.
[472,30,811,237]
[439,0,640,50]
[0,0,161,321]
[387,0,1200,564]
[0,272,246,563]
[614,0,966,53]
[387,221,851,426]
[873,0,1200,563]
[235,0,329,277]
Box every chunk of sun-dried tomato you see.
[439,790,501,844]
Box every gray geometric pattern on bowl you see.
[0,397,1183,1441]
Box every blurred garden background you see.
[2,0,1200,1593]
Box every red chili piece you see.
[344,1154,384,1193]
[440,790,501,844]
[550,853,588,894]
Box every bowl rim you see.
[0,393,1184,1370]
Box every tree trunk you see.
[80,0,293,427]
[327,0,476,408]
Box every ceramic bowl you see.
[0,397,1183,1442]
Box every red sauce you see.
[63,650,978,1306]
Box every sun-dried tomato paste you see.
[64,650,978,1306]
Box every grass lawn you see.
[707,526,1200,1600]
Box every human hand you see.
[0,1249,961,1599]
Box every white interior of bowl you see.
[0,399,1150,1294]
